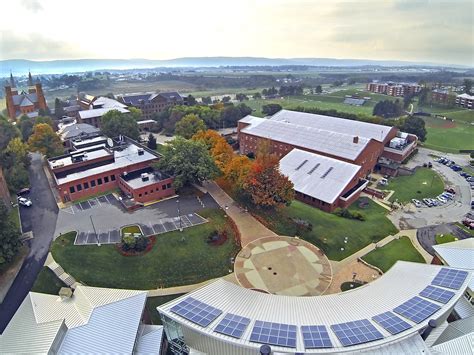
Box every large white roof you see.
[0,285,147,354]
[78,106,130,119]
[279,149,361,203]
[158,262,470,354]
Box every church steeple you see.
[9,71,15,88]
[28,71,34,86]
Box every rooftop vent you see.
[59,287,73,300]
[308,163,320,175]
[295,159,308,171]
[141,173,149,181]
[321,167,334,179]
[353,136,359,144]
[137,148,144,156]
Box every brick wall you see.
[118,176,175,203]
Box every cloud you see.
[21,0,43,12]
[0,31,89,60]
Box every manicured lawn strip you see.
[380,167,444,202]
[455,223,474,237]
[435,234,458,244]
[31,267,67,295]
[145,294,184,325]
[362,236,425,272]
[51,209,240,289]
[251,198,398,261]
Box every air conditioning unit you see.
[141,173,149,181]
[138,148,144,156]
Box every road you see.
[0,153,59,333]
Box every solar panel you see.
[432,268,469,290]
[214,313,250,339]
[301,325,332,349]
[420,285,455,304]
[372,311,411,335]
[393,296,441,323]
[331,319,383,347]
[170,297,222,327]
[249,321,297,348]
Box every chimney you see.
[59,287,73,300]
[353,136,359,144]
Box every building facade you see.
[4,72,48,119]
[76,96,129,128]
[456,93,474,109]
[366,81,422,97]
[118,92,185,120]
[431,89,449,104]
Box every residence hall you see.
[118,91,186,120]
[47,136,174,203]
[238,110,417,211]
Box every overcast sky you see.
[1,0,472,65]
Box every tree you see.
[373,100,403,118]
[147,133,157,150]
[6,138,30,166]
[236,93,248,101]
[192,129,224,150]
[202,96,212,105]
[0,117,20,151]
[153,137,219,189]
[463,79,472,94]
[223,155,253,187]
[403,93,415,109]
[187,95,197,106]
[101,109,140,140]
[1,138,31,192]
[19,116,34,141]
[211,139,234,171]
[175,114,206,139]
[237,103,252,118]
[417,88,430,107]
[35,116,55,128]
[242,153,294,209]
[315,85,323,94]
[0,201,21,265]
[399,116,427,142]
[252,92,262,99]
[28,123,64,158]
[221,105,242,127]
[128,107,143,121]
[262,103,282,116]
[54,98,65,119]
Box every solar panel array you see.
[250,321,297,348]
[301,325,332,349]
[170,297,222,327]
[393,296,441,323]
[331,319,383,347]
[214,313,250,339]
[420,285,455,304]
[372,311,411,335]
[431,268,468,290]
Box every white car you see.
[411,199,422,208]
[437,196,447,204]
[18,197,32,207]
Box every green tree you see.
[153,137,219,189]
[35,116,55,128]
[54,98,65,119]
[252,92,262,99]
[262,103,282,116]
[19,116,35,141]
[463,79,472,94]
[399,116,427,142]
[202,96,212,105]
[175,114,206,139]
[27,123,64,158]
[128,107,143,121]
[147,133,157,150]
[315,85,323,94]
[187,94,197,106]
[0,117,20,151]
[101,110,140,140]
[417,88,430,107]
[0,201,21,265]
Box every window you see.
[104,176,109,183]
[139,194,142,197]
[166,183,172,189]
[91,180,96,187]
[69,186,75,193]
[145,192,148,195]
[111,175,116,181]
[97,178,103,185]
[76,184,82,191]
[84,182,89,189]
[162,185,167,190]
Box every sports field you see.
[422,116,474,153]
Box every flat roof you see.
[49,148,112,169]
[71,136,108,147]
[279,149,361,203]
[121,167,170,189]
[158,262,470,354]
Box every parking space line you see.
[87,200,92,209]
[161,220,167,232]
[182,215,192,226]
[95,197,102,206]
[105,194,114,204]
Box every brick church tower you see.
[4,72,47,120]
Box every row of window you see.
[137,183,172,198]
[295,191,328,206]
[69,174,116,194]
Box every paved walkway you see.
[45,253,77,288]
[200,181,277,247]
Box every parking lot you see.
[55,192,219,245]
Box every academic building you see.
[118,92,186,120]
[4,72,48,119]
[238,110,417,212]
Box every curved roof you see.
[158,262,471,353]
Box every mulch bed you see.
[208,231,228,246]
[116,236,156,256]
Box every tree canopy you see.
[262,103,282,116]
[147,133,157,150]
[0,201,21,265]
[372,99,404,118]
[28,123,64,158]
[101,110,140,140]
[399,116,427,142]
[175,114,206,139]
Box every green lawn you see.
[252,198,398,261]
[422,117,474,153]
[51,209,240,289]
[145,294,184,325]
[362,236,425,272]
[31,267,67,295]
[380,168,444,203]
[435,234,458,244]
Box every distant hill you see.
[0,57,469,76]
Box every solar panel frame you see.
[330,319,384,347]
[431,268,469,290]
[301,325,333,349]
[393,296,441,323]
[249,320,297,348]
[372,311,411,335]
[214,313,251,339]
[419,285,455,304]
[170,297,222,327]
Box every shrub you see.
[334,208,366,221]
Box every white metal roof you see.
[135,325,164,354]
[430,333,474,354]
[78,106,130,119]
[92,96,128,109]
[433,238,474,290]
[158,262,470,354]
[457,93,474,100]
[0,285,147,354]
[239,115,267,125]
[279,149,361,203]
[240,117,370,161]
[270,110,394,143]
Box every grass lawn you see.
[362,236,425,272]
[435,234,458,244]
[421,116,474,153]
[252,198,398,261]
[145,294,184,325]
[455,223,474,237]
[31,267,67,295]
[51,209,240,289]
[380,167,444,203]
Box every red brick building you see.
[118,92,185,120]
[77,96,129,128]
[238,110,417,211]
[431,89,449,104]
[48,136,174,204]
[367,81,422,97]
[4,72,48,119]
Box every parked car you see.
[429,198,439,206]
[412,199,422,208]
[451,165,462,172]
[441,192,454,200]
[467,177,474,182]
[460,172,469,177]
[423,198,433,207]
[445,188,456,194]
[18,197,32,207]
[437,196,447,204]
[471,201,474,209]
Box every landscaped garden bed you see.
[340,281,365,292]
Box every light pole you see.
[176,199,183,232]
[90,215,101,246]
